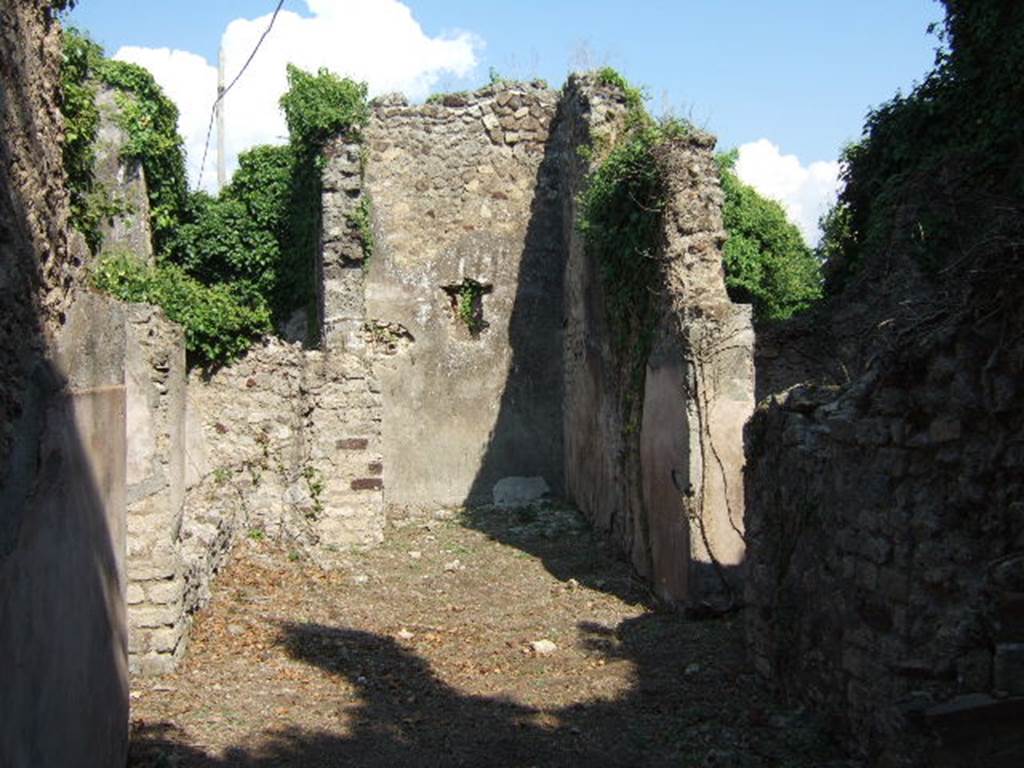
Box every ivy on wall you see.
[60,28,104,249]
[60,26,370,367]
[818,0,1024,295]
[577,69,689,430]
[61,29,188,255]
[99,60,188,256]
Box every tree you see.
[717,150,823,321]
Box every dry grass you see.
[128,504,855,767]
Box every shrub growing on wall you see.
[179,66,371,329]
[92,253,271,367]
[61,27,371,365]
[716,150,823,321]
[279,64,369,150]
[819,0,1024,292]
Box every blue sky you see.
[68,0,943,241]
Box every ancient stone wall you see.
[357,83,566,511]
[560,76,754,604]
[119,333,385,675]
[320,137,369,350]
[318,77,757,605]
[94,87,153,262]
[644,138,754,606]
[73,85,388,677]
[559,77,648,577]
[123,304,189,675]
[0,3,129,765]
[746,298,1024,763]
[85,70,752,685]
[183,342,384,566]
[0,0,76,470]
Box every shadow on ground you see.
[130,610,850,768]
[459,502,655,606]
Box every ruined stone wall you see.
[72,86,388,677]
[320,136,368,351]
[94,87,153,263]
[0,3,129,765]
[746,305,1024,762]
[124,304,189,675]
[559,78,646,576]
[0,0,76,469]
[120,333,385,675]
[644,139,754,606]
[183,342,384,565]
[119,73,753,683]
[317,77,755,604]
[357,83,565,510]
[560,76,753,604]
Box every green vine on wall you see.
[98,60,188,256]
[594,67,647,114]
[444,279,490,337]
[60,29,189,256]
[61,27,371,367]
[276,65,370,329]
[301,465,326,520]
[347,194,376,265]
[60,28,104,249]
[578,69,689,429]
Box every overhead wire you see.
[194,0,287,191]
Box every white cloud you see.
[734,139,840,246]
[113,46,218,188]
[115,0,481,191]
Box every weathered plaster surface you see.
[1,4,129,765]
[359,84,566,510]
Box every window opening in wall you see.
[442,278,493,338]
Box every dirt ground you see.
[128,504,857,768]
